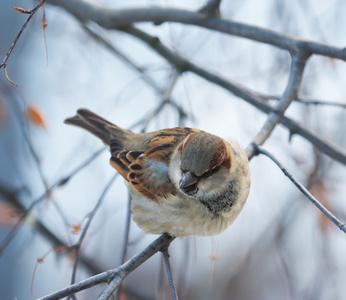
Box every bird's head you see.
[169,132,250,206]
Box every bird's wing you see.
[110,127,200,201]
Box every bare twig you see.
[38,3,346,165]
[261,94,346,109]
[81,24,189,128]
[247,54,309,159]
[46,0,346,60]
[16,105,72,243]
[38,234,175,300]
[253,143,346,234]
[68,173,118,298]
[123,27,346,166]
[0,147,105,257]
[0,0,47,85]
[120,193,132,264]
[2,2,345,299]
[40,4,49,65]
[115,193,132,300]
[140,71,181,132]
[162,248,179,300]
[199,0,222,17]
[0,183,103,276]
[81,24,159,90]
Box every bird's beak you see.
[179,171,198,189]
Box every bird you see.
[65,109,251,237]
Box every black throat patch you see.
[199,180,239,215]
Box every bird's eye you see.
[201,166,220,178]
[202,169,213,178]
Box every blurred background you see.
[0,0,345,299]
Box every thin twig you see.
[124,27,346,166]
[68,173,118,299]
[41,2,346,164]
[17,106,72,244]
[81,23,189,128]
[0,183,103,276]
[97,233,175,300]
[261,94,346,109]
[38,234,175,300]
[22,2,344,164]
[81,24,159,90]
[46,0,346,60]
[162,248,179,300]
[41,4,49,66]
[0,147,105,257]
[115,192,132,300]
[0,0,47,85]
[140,71,180,132]
[199,0,222,17]
[253,143,346,234]
[120,193,132,264]
[247,54,309,159]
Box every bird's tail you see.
[64,108,131,147]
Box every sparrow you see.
[65,109,251,237]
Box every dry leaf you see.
[71,224,81,235]
[0,202,20,227]
[209,253,219,262]
[54,245,68,253]
[26,104,46,129]
[41,18,48,29]
[37,257,45,264]
[12,6,31,14]
[4,65,18,86]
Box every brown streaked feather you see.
[65,111,201,201]
[108,129,202,201]
[145,127,201,164]
[210,141,231,170]
[110,148,161,201]
[110,153,131,181]
[65,108,135,147]
[64,115,111,144]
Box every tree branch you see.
[253,143,346,234]
[199,0,222,17]
[68,173,118,295]
[46,0,346,60]
[259,94,346,109]
[0,0,47,85]
[123,27,346,166]
[0,147,105,257]
[247,54,309,159]
[162,248,179,300]
[13,1,342,165]
[38,234,175,300]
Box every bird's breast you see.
[128,185,243,237]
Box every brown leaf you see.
[209,253,219,262]
[4,65,18,87]
[0,202,20,227]
[37,257,45,264]
[26,104,46,129]
[12,6,31,14]
[54,245,68,253]
[41,18,48,29]
[71,224,81,235]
